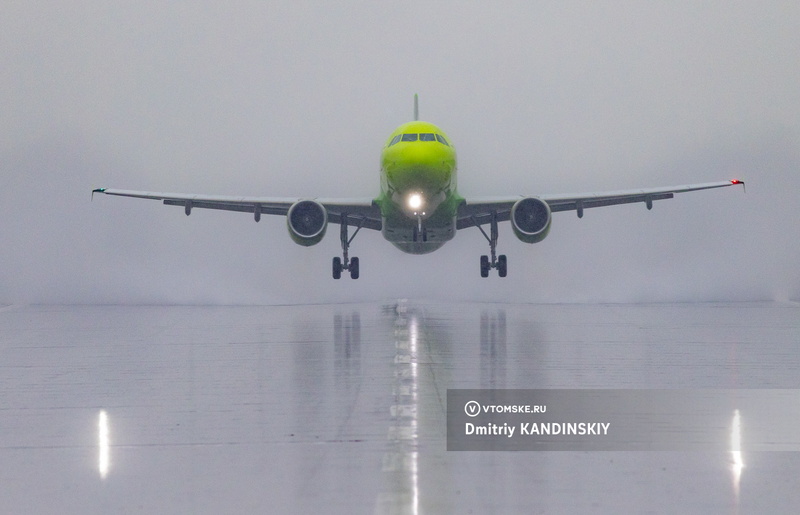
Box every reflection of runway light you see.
[98,410,110,479]
[409,316,419,515]
[730,409,744,503]
[377,306,421,513]
[379,310,420,514]
[412,449,419,515]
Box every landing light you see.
[98,410,110,479]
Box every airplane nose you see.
[389,167,449,192]
[385,146,454,192]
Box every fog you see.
[2,2,798,304]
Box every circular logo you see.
[464,400,481,417]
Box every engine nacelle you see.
[287,200,328,246]
[510,197,551,244]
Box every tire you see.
[498,255,507,277]
[350,257,359,279]
[332,257,342,279]
[480,255,490,278]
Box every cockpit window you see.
[392,133,450,146]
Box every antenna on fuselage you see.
[413,93,419,121]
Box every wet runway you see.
[1,301,799,513]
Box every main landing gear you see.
[473,211,507,278]
[332,214,365,280]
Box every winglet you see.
[91,188,106,201]
[730,179,746,193]
[413,94,419,121]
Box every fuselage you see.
[375,121,462,254]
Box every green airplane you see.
[93,96,744,279]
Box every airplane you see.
[93,95,745,279]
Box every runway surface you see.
[1,301,799,513]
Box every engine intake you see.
[287,200,327,246]
[510,197,551,244]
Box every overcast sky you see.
[1,1,798,304]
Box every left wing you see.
[457,180,744,229]
[91,188,383,230]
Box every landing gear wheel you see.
[498,255,507,277]
[473,210,506,279]
[480,255,490,278]
[332,257,342,280]
[334,213,367,279]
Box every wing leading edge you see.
[457,180,744,229]
[91,188,383,230]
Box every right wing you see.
[457,180,744,229]
[91,188,383,230]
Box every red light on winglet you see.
[730,179,746,193]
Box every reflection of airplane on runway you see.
[93,96,745,279]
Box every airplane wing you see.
[91,188,383,230]
[456,180,744,229]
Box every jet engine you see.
[510,197,551,244]
[287,200,328,246]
